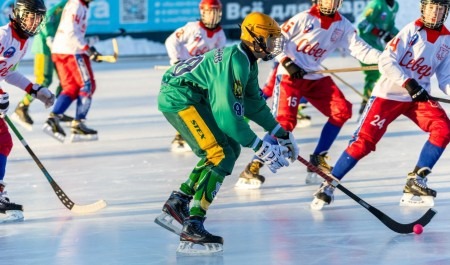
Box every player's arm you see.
[435,52,450,95]
[165,25,189,65]
[344,22,381,64]
[357,2,380,34]
[378,28,413,87]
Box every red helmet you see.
[199,0,223,29]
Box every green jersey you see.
[158,43,285,149]
[32,0,68,55]
[357,0,399,50]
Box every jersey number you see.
[172,56,204,76]
[286,96,298,107]
[369,115,386,129]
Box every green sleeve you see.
[42,1,67,38]
[208,48,261,149]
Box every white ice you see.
[1,53,450,265]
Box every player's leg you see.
[0,121,23,222]
[302,77,352,185]
[399,101,450,206]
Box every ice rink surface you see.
[1,54,450,265]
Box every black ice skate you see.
[311,180,336,210]
[171,133,191,153]
[400,167,436,207]
[42,114,66,143]
[177,216,223,255]
[60,114,74,126]
[0,183,24,223]
[11,102,33,131]
[70,120,98,142]
[235,160,265,189]
[306,152,332,185]
[154,191,192,235]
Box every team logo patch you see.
[303,23,314,33]
[233,80,243,99]
[380,12,387,20]
[409,33,418,46]
[330,29,343,43]
[436,45,449,61]
[3,47,15,58]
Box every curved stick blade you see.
[71,200,108,214]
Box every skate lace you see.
[314,182,335,196]
[413,176,428,189]
[192,219,211,236]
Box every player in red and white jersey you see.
[165,0,226,152]
[0,0,54,221]
[236,0,381,189]
[312,0,450,210]
[43,0,102,143]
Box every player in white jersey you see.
[43,0,102,143]
[165,0,226,153]
[0,0,55,222]
[236,0,381,189]
[312,0,450,210]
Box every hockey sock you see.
[313,122,341,155]
[180,158,208,195]
[416,140,444,170]
[21,94,34,106]
[189,168,224,217]
[76,95,92,120]
[0,154,6,180]
[52,94,73,115]
[331,151,358,180]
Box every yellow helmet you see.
[240,12,284,61]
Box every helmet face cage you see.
[318,0,343,15]
[13,2,46,37]
[421,0,450,29]
[200,0,222,29]
[200,7,222,29]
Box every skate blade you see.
[234,178,262,190]
[296,119,312,128]
[154,212,182,235]
[310,197,327,210]
[171,143,192,153]
[0,210,24,224]
[70,134,98,143]
[176,241,223,256]
[305,172,322,185]
[10,113,33,131]
[42,124,65,143]
[399,194,435,207]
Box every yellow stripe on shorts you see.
[179,106,225,166]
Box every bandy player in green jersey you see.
[357,0,399,116]
[155,12,299,255]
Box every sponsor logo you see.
[3,47,15,58]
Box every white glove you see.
[255,141,289,173]
[0,92,9,114]
[30,84,55,108]
[46,37,54,51]
[277,132,299,162]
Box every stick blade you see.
[70,199,107,214]
[384,208,437,234]
[112,38,119,58]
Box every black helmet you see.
[420,0,450,29]
[11,0,46,37]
